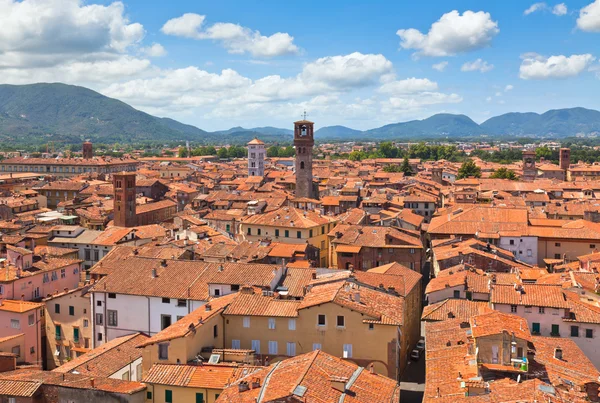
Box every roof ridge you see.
[289,349,320,396]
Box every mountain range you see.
[1,83,599,145]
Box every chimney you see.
[151,269,157,278]
[251,378,260,389]
[354,291,360,304]
[205,304,212,312]
[90,378,95,388]
[330,376,348,393]
[554,347,563,360]
[369,363,374,374]
[218,265,224,272]
[238,381,249,392]
[161,259,167,267]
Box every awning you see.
[335,245,362,253]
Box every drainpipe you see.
[147,297,151,336]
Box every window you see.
[532,322,540,334]
[285,230,289,238]
[337,315,345,328]
[571,326,579,337]
[243,317,250,328]
[551,324,560,336]
[555,242,561,247]
[297,231,301,239]
[268,318,276,329]
[30,347,35,354]
[97,333,103,342]
[554,254,561,259]
[74,328,80,343]
[122,371,130,381]
[247,227,252,235]
[165,390,173,403]
[510,305,517,313]
[55,325,61,339]
[313,343,322,351]
[96,313,103,326]
[286,342,296,356]
[586,329,593,338]
[162,297,170,304]
[10,319,19,329]
[146,392,152,400]
[453,290,460,298]
[410,248,415,254]
[158,343,168,360]
[60,269,66,278]
[69,306,75,316]
[288,318,296,330]
[318,314,326,326]
[11,346,20,358]
[309,229,313,238]
[509,239,515,245]
[368,323,374,330]
[213,324,218,338]
[107,310,118,326]
[108,293,116,299]
[55,304,60,314]
[275,229,280,237]
[232,339,241,349]
[525,306,532,313]
[28,314,34,326]
[252,340,261,354]
[97,301,102,307]
[177,299,186,307]
[539,307,545,314]
[83,319,89,328]
[268,341,278,355]
[161,315,171,330]
[257,228,262,236]
[591,244,596,249]
[214,289,220,296]
[343,344,353,358]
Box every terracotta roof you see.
[330,224,422,248]
[216,350,400,403]
[470,311,531,341]
[422,299,493,321]
[53,333,148,377]
[490,284,569,308]
[223,290,300,318]
[242,206,336,228]
[0,300,44,313]
[144,363,260,389]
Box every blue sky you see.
[1,0,600,131]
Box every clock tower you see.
[294,113,315,199]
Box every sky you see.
[1,0,600,131]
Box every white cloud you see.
[301,53,393,89]
[461,58,494,73]
[577,0,600,32]
[396,10,499,57]
[141,43,167,57]
[504,84,514,91]
[161,13,298,57]
[524,2,547,15]
[519,53,596,79]
[378,78,438,94]
[495,92,502,97]
[432,61,449,71]
[384,92,462,111]
[161,13,205,38]
[486,96,493,102]
[552,3,568,15]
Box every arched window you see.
[300,161,305,170]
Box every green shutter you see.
[69,306,75,316]
[532,323,540,334]
[165,390,173,403]
[73,328,80,343]
[196,392,204,403]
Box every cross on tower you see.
[302,110,308,120]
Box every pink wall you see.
[0,262,81,301]
[0,307,42,365]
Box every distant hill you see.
[1,82,600,145]
[363,114,482,138]
[0,83,207,144]
[481,107,600,137]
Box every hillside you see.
[363,114,482,138]
[315,125,362,139]
[0,83,208,144]
[481,108,600,136]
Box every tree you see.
[536,146,552,161]
[178,147,187,158]
[349,150,366,161]
[217,147,229,159]
[400,156,413,176]
[383,164,402,173]
[267,146,279,157]
[490,167,518,180]
[457,160,482,179]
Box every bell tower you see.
[113,172,137,227]
[522,150,537,181]
[294,113,315,199]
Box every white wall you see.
[498,236,538,266]
[493,304,565,337]
[111,357,143,382]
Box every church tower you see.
[522,150,537,181]
[294,114,315,199]
[113,172,137,227]
[247,138,266,177]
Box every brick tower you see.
[82,141,93,159]
[522,150,537,181]
[113,172,136,227]
[294,114,315,199]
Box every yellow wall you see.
[224,302,399,378]
[242,222,337,267]
[146,384,222,403]
[537,239,598,266]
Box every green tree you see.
[490,167,518,180]
[267,146,279,157]
[536,146,552,161]
[383,164,402,173]
[349,150,366,161]
[457,160,482,179]
[178,147,187,158]
[217,147,229,158]
[400,156,413,176]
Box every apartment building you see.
[0,300,44,366]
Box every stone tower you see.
[294,117,315,199]
[82,141,93,159]
[522,150,537,181]
[559,148,571,171]
[113,172,136,227]
[431,167,443,184]
[247,138,266,177]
